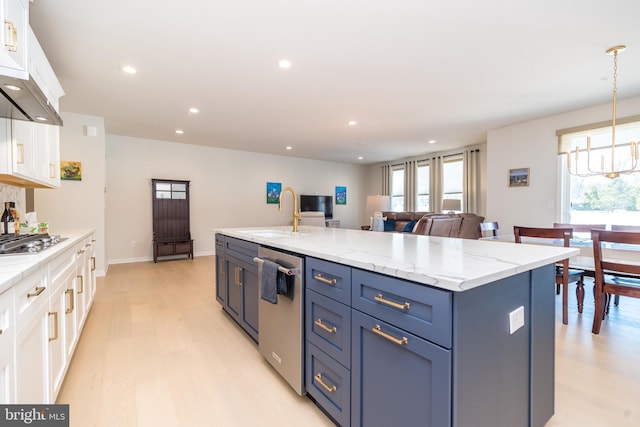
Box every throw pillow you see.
[403,221,416,232]
[383,220,396,231]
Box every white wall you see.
[486,95,640,235]
[34,113,107,275]
[106,135,368,264]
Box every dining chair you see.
[480,221,499,237]
[591,229,640,334]
[553,223,606,310]
[514,226,582,325]
[299,211,326,227]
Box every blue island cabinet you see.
[215,234,259,341]
[347,265,555,427]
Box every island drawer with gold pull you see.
[306,289,351,368]
[306,341,350,427]
[15,268,49,329]
[306,257,351,305]
[352,269,452,348]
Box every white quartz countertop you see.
[0,229,95,294]
[216,226,579,292]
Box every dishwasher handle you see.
[253,257,299,276]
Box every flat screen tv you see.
[300,195,333,219]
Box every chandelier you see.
[566,45,639,179]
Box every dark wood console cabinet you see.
[152,179,193,262]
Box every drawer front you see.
[306,289,351,368]
[306,341,350,427]
[225,236,258,263]
[352,269,452,348]
[0,287,14,349]
[49,246,76,289]
[156,243,175,257]
[174,241,192,254]
[306,257,351,305]
[15,269,48,330]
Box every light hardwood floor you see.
[57,256,640,426]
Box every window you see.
[442,155,463,211]
[416,160,429,211]
[559,119,640,226]
[391,166,405,211]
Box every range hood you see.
[0,74,63,126]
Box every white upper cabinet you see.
[0,0,28,78]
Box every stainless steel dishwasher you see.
[256,246,305,395]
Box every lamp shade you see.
[442,199,461,212]
[366,195,391,213]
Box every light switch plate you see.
[509,306,525,334]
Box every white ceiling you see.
[29,0,640,165]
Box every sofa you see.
[382,211,485,239]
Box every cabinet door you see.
[35,124,60,187]
[15,306,49,403]
[225,257,243,323]
[351,310,451,427]
[0,343,14,403]
[0,0,28,76]
[48,281,67,400]
[225,255,259,341]
[11,120,36,178]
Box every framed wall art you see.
[335,186,347,205]
[61,161,82,181]
[266,182,282,204]
[508,168,529,187]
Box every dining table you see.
[482,232,640,313]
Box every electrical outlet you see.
[509,306,525,334]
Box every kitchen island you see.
[215,226,578,427]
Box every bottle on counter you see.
[9,202,19,235]
[2,201,15,234]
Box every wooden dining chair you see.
[553,223,606,233]
[553,223,606,310]
[480,221,499,237]
[514,226,582,325]
[591,229,640,334]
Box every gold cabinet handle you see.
[49,312,59,341]
[16,143,24,164]
[235,267,243,286]
[374,293,410,310]
[65,289,74,314]
[0,329,3,335]
[77,275,84,294]
[27,286,46,298]
[77,249,85,255]
[314,273,337,285]
[314,373,337,393]
[314,318,337,334]
[49,163,55,178]
[91,257,96,271]
[4,20,17,52]
[372,324,408,346]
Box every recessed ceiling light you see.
[347,120,357,126]
[188,107,199,114]
[4,84,21,91]
[285,146,293,150]
[121,65,137,74]
[278,59,292,69]
[175,129,184,135]
[428,140,436,144]
[357,156,364,160]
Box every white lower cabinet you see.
[6,231,97,404]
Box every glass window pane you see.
[392,169,404,196]
[156,191,171,199]
[172,192,187,200]
[172,183,187,192]
[156,183,171,191]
